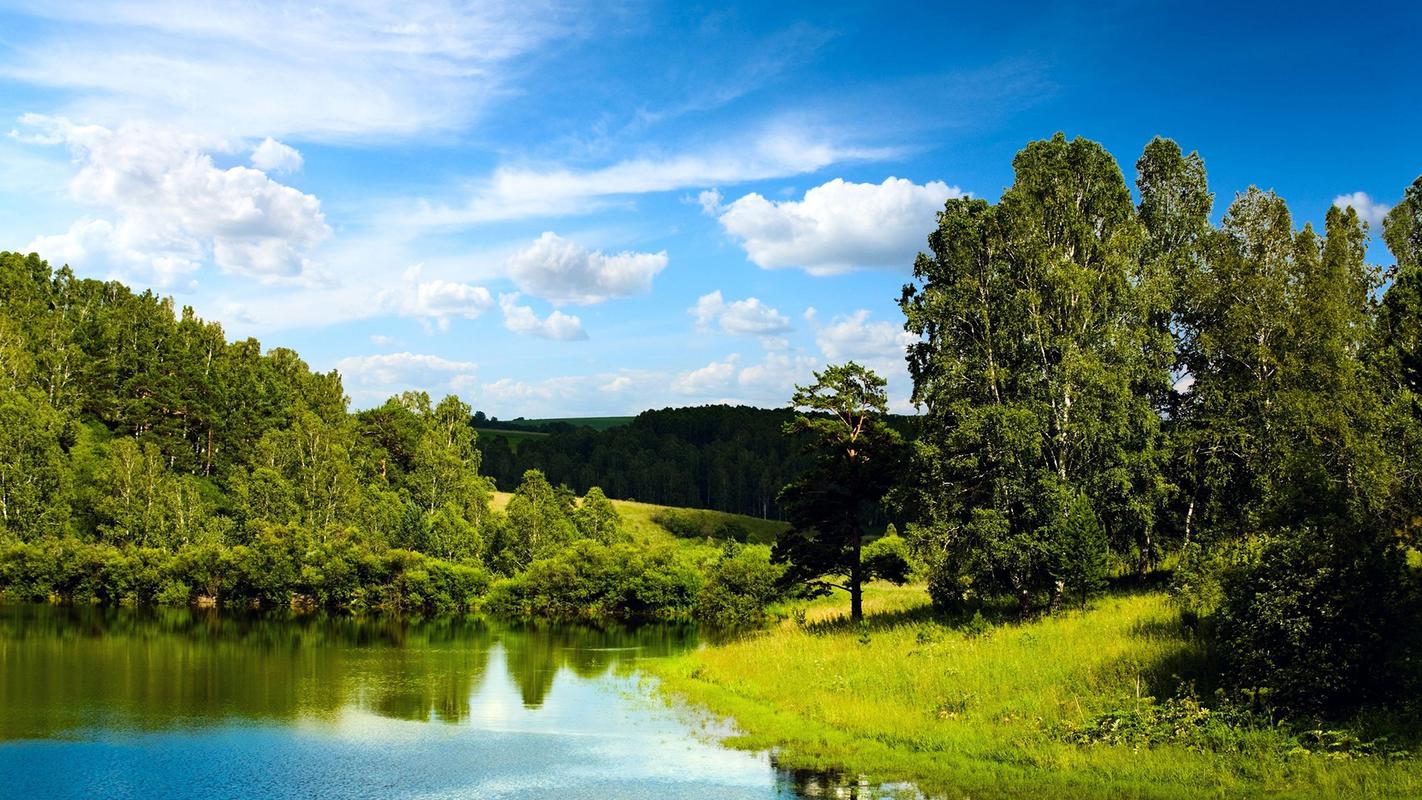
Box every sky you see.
[0,1,1418,417]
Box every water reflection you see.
[0,604,696,741]
[0,605,915,800]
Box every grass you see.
[515,416,634,431]
[645,583,1422,799]
[489,491,787,559]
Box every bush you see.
[486,539,701,620]
[694,543,785,626]
[1215,524,1408,715]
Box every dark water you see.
[0,605,891,799]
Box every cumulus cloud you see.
[672,355,741,396]
[811,308,919,412]
[498,293,588,341]
[19,115,330,285]
[690,291,791,335]
[334,351,479,407]
[815,309,917,364]
[0,1,571,140]
[507,232,667,305]
[379,264,493,331]
[736,350,820,402]
[1333,191,1392,229]
[717,177,964,275]
[250,138,303,173]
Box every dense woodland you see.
[3,131,1421,726]
[477,405,915,519]
[0,253,782,622]
[477,406,809,518]
[890,135,1422,716]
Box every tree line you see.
[780,134,1421,718]
[0,253,781,623]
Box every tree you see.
[0,389,73,540]
[901,134,1169,614]
[774,363,907,622]
[573,487,622,543]
[495,469,577,572]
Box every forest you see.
[0,254,786,622]
[476,404,917,519]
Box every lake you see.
[0,605,884,799]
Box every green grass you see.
[645,584,1422,799]
[520,416,634,431]
[489,492,787,559]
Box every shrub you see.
[694,544,785,626]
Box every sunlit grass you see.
[648,583,1422,799]
[488,492,786,560]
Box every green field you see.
[490,491,786,557]
[491,416,634,431]
[645,584,1422,800]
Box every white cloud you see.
[498,293,587,341]
[672,355,741,396]
[690,291,791,335]
[811,309,918,412]
[696,188,724,216]
[409,127,897,224]
[508,232,667,305]
[0,1,571,140]
[19,115,330,285]
[334,351,479,407]
[1333,191,1392,229]
[250,138,303,174]
[815,309,916,364]
[736,350,819,403]
[718,177,963,275]
[379,264,493,331]
[369,334,396,347]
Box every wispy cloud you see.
[405,125,900,225]
[0,0,574,140]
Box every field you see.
[489,491,786,556]
[500,416,634,431]
[646,583,1422,800]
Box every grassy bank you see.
[646,584,1422,799]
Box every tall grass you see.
[647,585,1422,799]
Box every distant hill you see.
[475,404,919,521]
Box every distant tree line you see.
[476,404,917,520]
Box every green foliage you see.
[0,388,73,540]
[902,134,1172,615]
[1050,493,1109,609]
[572,486,623,543]
[1214,525,1408,714]
[775,363,908,621]
[484,538,701,620]
[651,508,753,543]
[694,543,785,626]
[0,253,787,624]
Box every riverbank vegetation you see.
[648,133,1422,797]
[648,582,1422,800]
[0,254,789,620]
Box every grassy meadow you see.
[490,491,786,553]
[646,583,1422,800]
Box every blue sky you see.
[1,1,1418,416]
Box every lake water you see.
[0,605,879,799]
